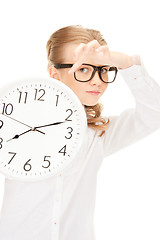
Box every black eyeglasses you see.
[54,63,118,83]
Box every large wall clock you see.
[0,78,87,181]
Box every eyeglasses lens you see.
[75,65,116,83]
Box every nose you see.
[89,71,102,86]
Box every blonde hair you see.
[46,25,110,137]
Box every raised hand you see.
[68,40,136,74]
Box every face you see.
[49,43,108,106]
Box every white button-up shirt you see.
[0,56,160,240]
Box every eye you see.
[79,67,88,73]
[101,67,109,74]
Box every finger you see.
[69,40,102,74]
[73,40,100,64]
[95,45,109,59]
[84,40,101,54]
[74,43,86,61]
[68,54,86,74]
[95,45,108,54]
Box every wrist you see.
[110,52,135,69]
[131,55,141,66]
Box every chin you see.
[82,101,98,106]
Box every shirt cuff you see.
[118,55,156,90]
[131,55,141,65]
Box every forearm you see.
[103,57,160,157]
[110,52,141,69]
[119,57,160,130]
[69,40,142,73]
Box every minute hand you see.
[34,121,65,129]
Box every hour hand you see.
[6,128,45,142]
[6,129,32,142]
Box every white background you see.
[0,0,160,239]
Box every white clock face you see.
[0,78,87,181]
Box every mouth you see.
[86,91,101,96]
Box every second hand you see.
[1,114,45,135]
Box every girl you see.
[0,25,160,240]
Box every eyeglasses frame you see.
[53,63,118,83]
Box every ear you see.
[48,66,61,80]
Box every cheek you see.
[63,79,86,103]
[103,84,108,93]
[59,74,82,96]
[69,82,85,98]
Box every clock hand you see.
[1,114,32,128]
[6,129,32,142]
[6,128,46,142]
[7,121,64,142]
[34,121,65,129]
[1,114,45,135]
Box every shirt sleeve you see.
[102,55,160,157]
